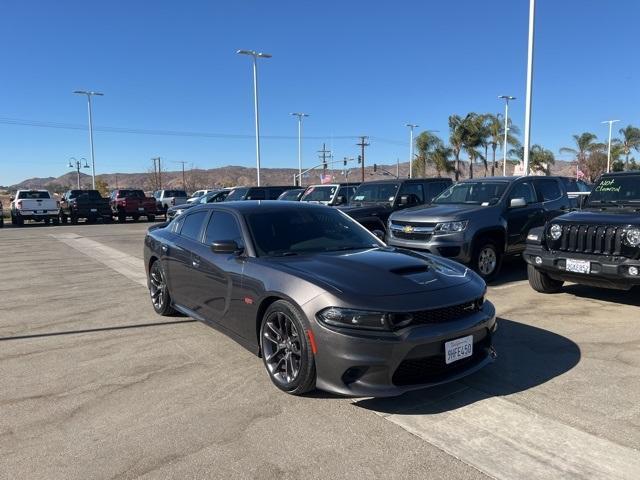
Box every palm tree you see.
[414,131,442,178]
[448,115,465,181]
[618,125,640,167]
[460,113,485,179]
[559,132,599,177]
[429,145,455,177]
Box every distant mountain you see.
[8,160,579,193]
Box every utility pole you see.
[290,112,309,186]
[318,143,332,182]
[357,136,370,182]
[405,124,418,178]
[602,120,620,173]
[522,0,536,176]
[498,96,516,176]
[174,161,188,189]
[152,157,162,190]
[73,90,104,189]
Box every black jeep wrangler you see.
[524,171,640,292]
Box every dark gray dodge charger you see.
[143,201,497,397]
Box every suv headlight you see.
[549,224,563,240]
[434,220,468,234]
[317,307,412,331]
[625,227,640,247]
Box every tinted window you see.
[351,183,399,203]
[69,190,102,199]
[118,190,145,198]
[180,211,208,241]
[434,181,508,205]
[301,185,337,202]
[246,188,266,200]
[398,183,424,203]
[246,208,380,256]
[267,188,288,200]
[225,187,249,201]
[17,191,52,199]
[165,190,187,198]
[204,211,244,247]
[337,186,357,202]
[509,182,537,204]
[170,215,185,234]
[587,175,640,204]
[535,179,562,202]
[426,182,451,202]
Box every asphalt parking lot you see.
[1,222,639,480]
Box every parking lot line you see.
[360,387,640,480]
[50,232,148,287]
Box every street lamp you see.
[602,119,620,173]
[498,95,516,176]
[522,0,536,176]
[73,90,104,189]
[291,112,309,186]
[237,49,272,186]
[68,157,89,189]
[405,124,419,179]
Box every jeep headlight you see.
[625,227,640,247]
[549,224,563,240]
[434,220,468,234]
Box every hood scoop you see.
[390,265,430,276]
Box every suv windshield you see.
[225,187,249,201]
[587,175,640,205]
[246,208,380,256]
[300,185,337,202]
[350,183,399,204]
[433,181,508,205]
[17,191,51,199]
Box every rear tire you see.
[260,300,316,395]
[471,239,502,282]
[527,264,564,293]
[148,260,176,316]
[16,215,24,227]
[70,215,78,225]
[60,214,68,224]
[118,211,126,223]
[147,214,155,222]
[44,218,50,225]
[52,217,59,226]
[0,216,4,228]
[132,215,140,222]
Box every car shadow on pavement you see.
[562,285,640,307]
[487,257,528,287]
[354,318,581,415]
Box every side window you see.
[204,211,244,247]
[426,182,450,202]
[534,179,562,202]
[398,183,425,203]
[268,188,286,200]
[509,182,537,204]
[180,211,208,241]
[170,215,185,234]
[247,188,266,200]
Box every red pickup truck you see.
[109,189,158,222]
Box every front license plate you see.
[566,258,590,274]
[445,335,473,365]
[90,208,97,212]
[138,207,145,211]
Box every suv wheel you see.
[527,264,564,293]
[260,300,316,395]
[472,239,502,281]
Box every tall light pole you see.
[406,124,419,178]
[237,49,272,186]
[68,157,89,189]
[602,119,620,173]
[522,0,536,176]
[73,90,103,189]
[291,112,309,186]
[498,96,516,176]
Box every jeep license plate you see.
[566,259,590,274]
[445,335,473,365]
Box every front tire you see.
[527,264,564,293]
[260,300,316,395]
[471,239,502,281]
[147,214,155,222]
[149,260,176,315]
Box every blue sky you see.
[1,0,638,185]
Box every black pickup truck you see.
[59,189,111,224]
[340,178,452,236]
[524,171,640,292]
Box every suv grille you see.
[392,231,432,241]
[410,298,482,326]
[556,224,624,256]
[390,221,436,241]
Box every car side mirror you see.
[211,240,243,254]
[334,195,346,205]
[510,197,527,208]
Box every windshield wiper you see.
[323,246,372,252]
[270,252,299,257]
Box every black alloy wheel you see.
[260,300,316,395]
[149,260,175,315]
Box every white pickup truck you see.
[10,190,60,226]
[153,189,189,216]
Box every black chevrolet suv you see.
[387,176,580,280]
[524,171,640,292]
[340,178,452,236]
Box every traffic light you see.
[357,155,362,164]
[343,158,347,166]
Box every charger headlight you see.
[625,227,640,247]
[317,307,413,331]
[434,220,468,234]
[549,224,563,240]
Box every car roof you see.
[305,182,361,187]
[247,185,298,189]
[599,171,640,177]
[192,200,330,214]
[358,178,449,185]
[457,175,574,183]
